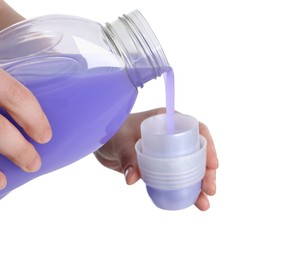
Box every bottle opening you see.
[105,10,170,87]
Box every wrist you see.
[0,1,25,31]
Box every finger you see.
[0,171,7,190]
[202,168,216,196]
[199,122,219,169]
[118,145,141,185]
[124,166,140,185]
[110,130,140,185]
[194,191,210,211]
[0,115,41,172]
[0,68,52,144]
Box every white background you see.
[1,0,299,259]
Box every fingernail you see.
[124,166,133,184]
[38,127,52,144]
[24,155,41,172]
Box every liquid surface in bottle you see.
[0,54,138,198]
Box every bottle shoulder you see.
[0,14,125,76]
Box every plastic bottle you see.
[0,10,169,198]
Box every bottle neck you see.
[105,10,170,87]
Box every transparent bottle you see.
[0,10,169,198]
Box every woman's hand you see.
[0,68,52,190]
[94,108,219,211]
[0,0,24,31]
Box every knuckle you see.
[0,115,10,137]
[8,142,36,166]
[6,79,27,105]
[0,115,38,169]
[119,150,132,171]
[154,107,166,115]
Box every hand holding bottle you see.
[94,108,219,211]
[0,68,52,190]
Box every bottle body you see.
[0,12,169,198]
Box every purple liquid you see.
[146,181,201,210]
[0,57,138,198]
[163,68,175,134]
